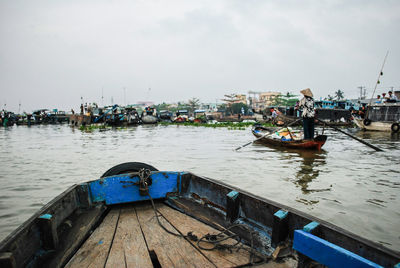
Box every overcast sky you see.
[1,0,399,112]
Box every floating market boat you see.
[252,125,327,151]
[193,109,207,123]
[0,162,398,268]
[353,103,400,132]
[158,110,173,122]
[173,110,189,123]
[141,114,158,124]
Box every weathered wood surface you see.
[65,208,120,268]
[158,204,253,267]
[62,201,300,268]
[135,203,215,268]
[105,207,153,268]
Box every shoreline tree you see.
[335,90,345,100]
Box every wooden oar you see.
[235,118,302,151]
[316,119,383,152]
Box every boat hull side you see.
[172,172,400,267]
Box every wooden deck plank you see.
[135,202,216,268]
[105,206,153,268]
[158,203,256,267]
[65,208,120,268]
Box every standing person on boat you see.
[298,88,315,140]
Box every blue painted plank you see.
[89,172,181,205]
[303,221,320,233]
[227,190,239,200]
[39,214,52,220]
[274,210,288,219]
[293,230,383,268]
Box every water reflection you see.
[294,150,328,194]
[355,130,400,141]
[261,146,329,195]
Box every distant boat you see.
[158,110,173,121]
[173,109,189,122]
[141,114,158,124]
[193,109,207,123]
[353,102,400,132]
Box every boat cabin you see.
[194,109,206,118]
[158,110,172,120]
[367,103,400,122]
[176,110,189,117]
[314,100,359,110]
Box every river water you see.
[0,124,399,251]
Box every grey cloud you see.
[0,0,399,112]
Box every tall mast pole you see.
[365,51,389,119]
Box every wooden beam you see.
[76,183,92,208]
[271,210,289,247]
[37,214,59,250]
[226,191,240,223]
[293,230,383,268]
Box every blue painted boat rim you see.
[274,210,288,219]
[293,230,383,268]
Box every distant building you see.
[133,101,155,108]
[248,91,281,111]
[234,94,247,104]
[200,102,223,111]
[222,94,247,105]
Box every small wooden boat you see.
[1,162,398,268]
[158,110,173,122]
[173,116,188,123]
[252,125,327,151]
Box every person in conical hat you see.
[298,88,315,140]
[300,88,313,98]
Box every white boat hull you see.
[142,115,158,124]
[353,118,397,132]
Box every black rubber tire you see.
[391,123,399,133]
[363,119,371,126]
[101,162,158,178]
